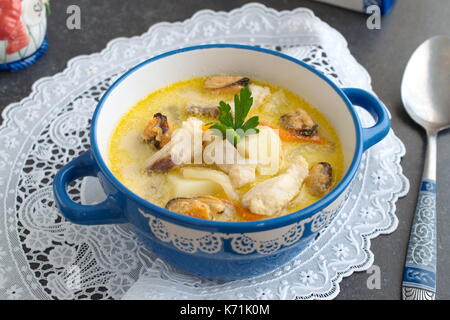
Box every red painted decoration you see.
[0,0,29,54]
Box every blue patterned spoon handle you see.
[402,178,437,300]
[402,132,438,300]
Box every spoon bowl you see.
[401,36,450,133]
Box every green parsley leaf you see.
[217,101,234,128]
[241,116,260,133]
[233,86,253,128]
[209,86,260,146]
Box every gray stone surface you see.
[0,0,449,300]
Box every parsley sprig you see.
[209,86,260,146]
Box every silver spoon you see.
[401,35,450,300]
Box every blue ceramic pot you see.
[53,45,390,280]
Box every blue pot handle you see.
[53,150,127,225]
[342,88,390,151]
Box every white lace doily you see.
[0,3,409,300]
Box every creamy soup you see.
[108,76,344,222]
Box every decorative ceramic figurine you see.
[0,0,49,71]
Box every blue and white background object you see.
[0,0,48,72]
[311,0,397,15]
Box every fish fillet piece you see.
[146,117,204,172]
[203,137,256,188]
[242,156,309,216]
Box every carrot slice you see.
[231,201,266,222]
[260,121,327,145]
[201,124,212,131]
